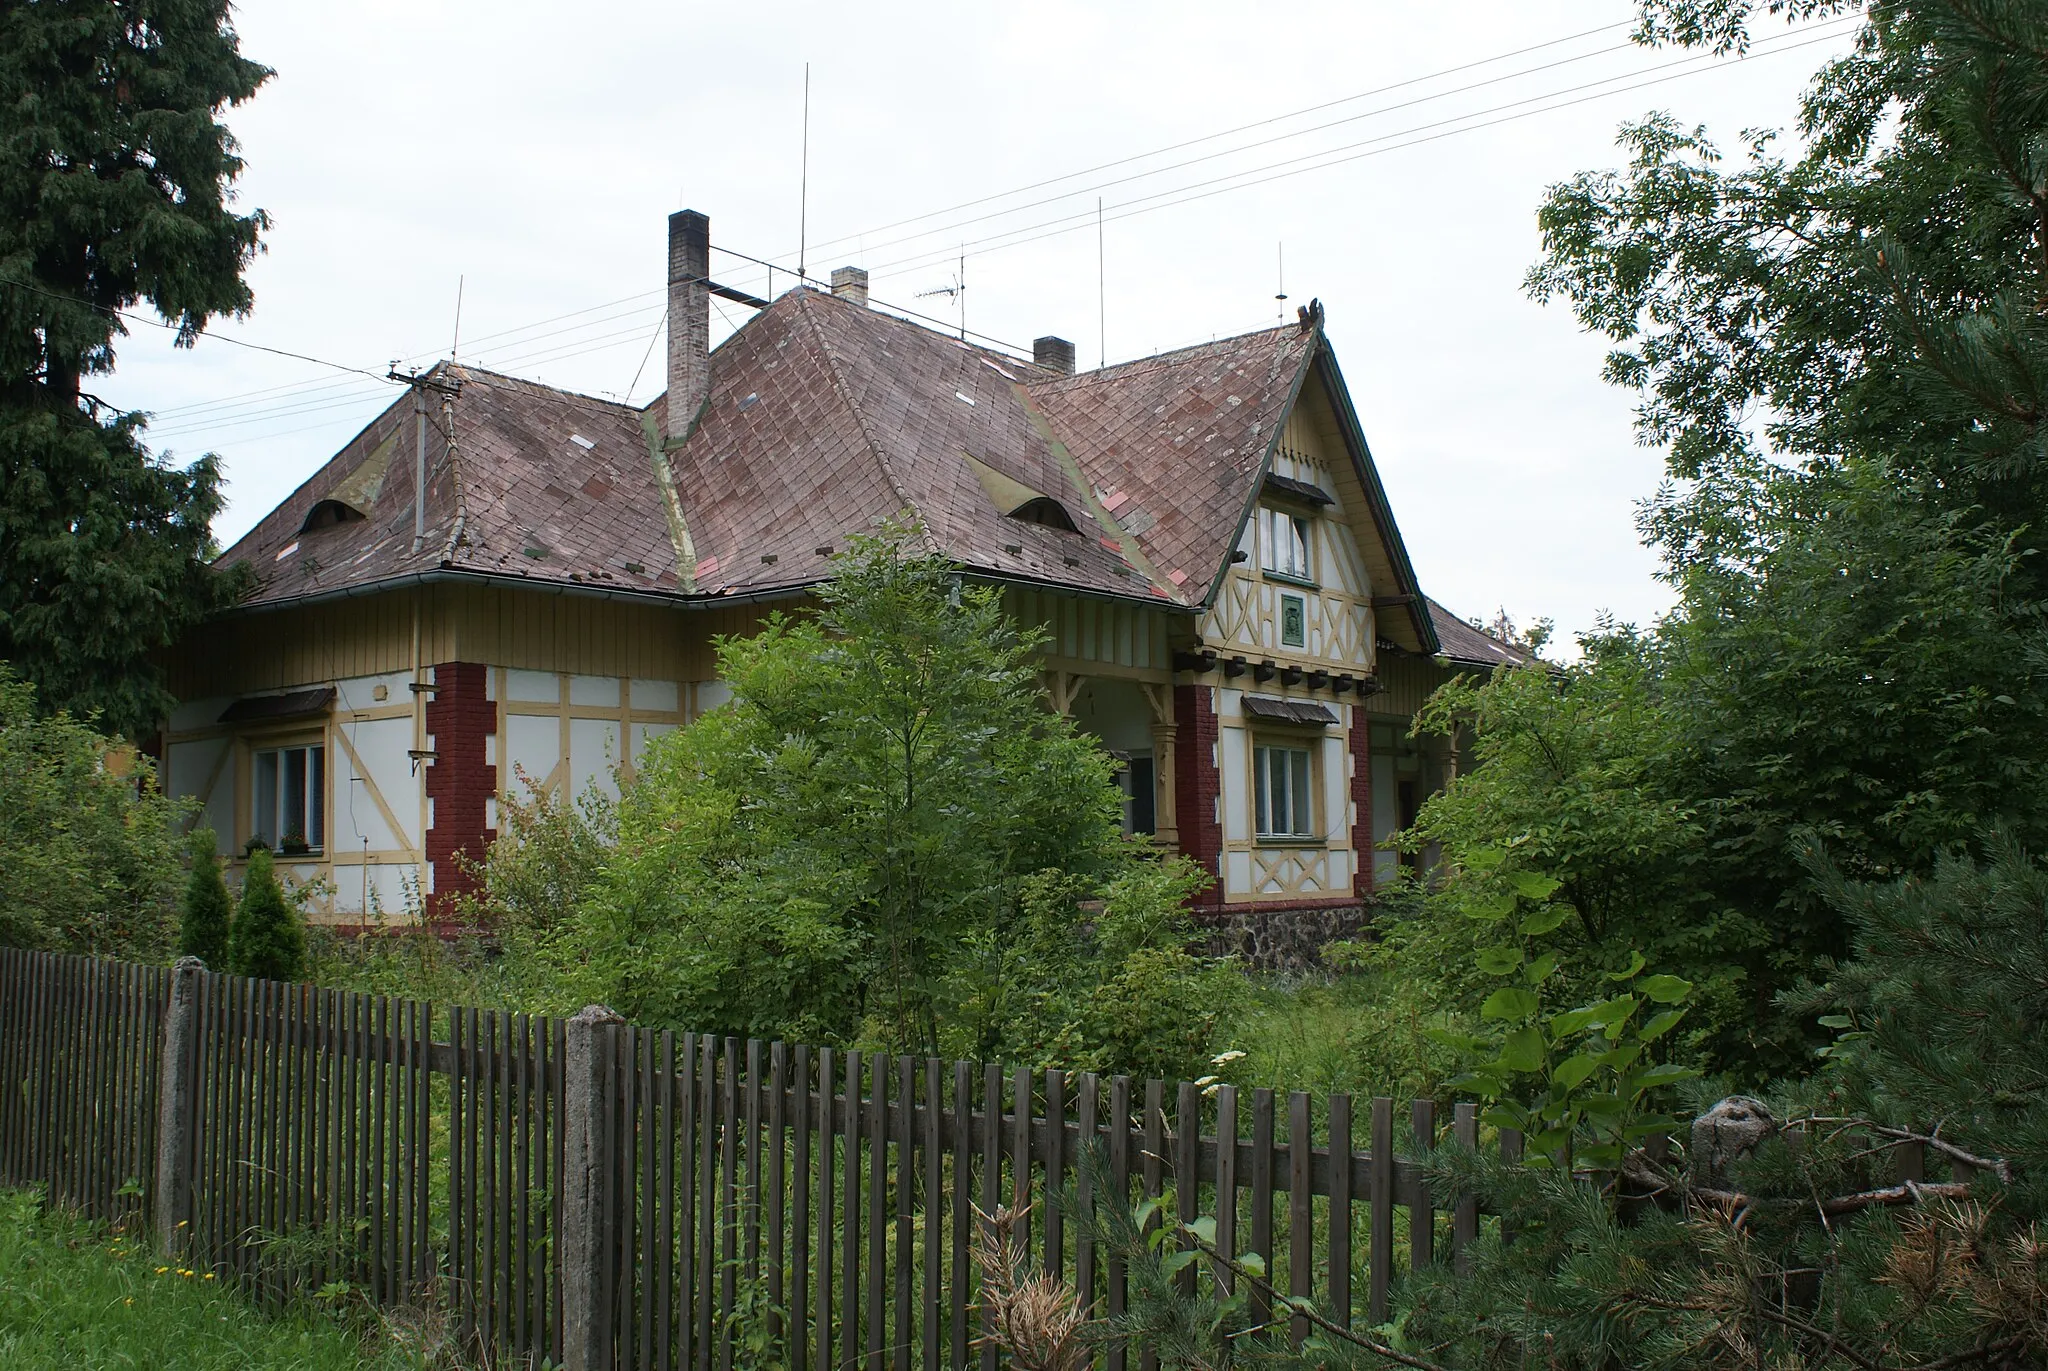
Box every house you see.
[157,209,1522,929]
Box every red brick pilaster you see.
[1173,683,1223,909]
[424,662,496,920]
[1350,705,1374,898]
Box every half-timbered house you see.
[159,210,1521,927]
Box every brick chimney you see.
[830,266,869,307]
[1034,336,1076,376]
[666,209,710,442]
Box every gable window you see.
[252,743,325,854]
[1253,742,1315,839]
[1280,593,1306,648]
[1258,506,1312,582]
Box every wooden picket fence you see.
[0,947,1506,1369]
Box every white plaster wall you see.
[632,679,680,713]
[569,717,623,801]
[330,715,416,853]
[1218,724,1249,845]
[168,695,234,733]
[570,675,620,708]
[505,669,559,704]
[504,714,560,796]
[1225,849,1252,897]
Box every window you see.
[1122,754,1156,836]
[1253,743,1314,839]
[1280,593,1306,648]
[252,744,325,853]
[1258,506,1312,581]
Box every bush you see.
[176,828,233,968]
[0,666,188,958]
[229,848,305,982]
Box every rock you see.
[1691,1096,1779,1190]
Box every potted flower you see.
[279,826,311,857]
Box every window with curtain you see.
[1258,506,1312,581]
[1253,742,1314,839]
[251,743,325,852]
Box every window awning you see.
[1241,695,1337,727]
[1262,473,1335,507]
[218,686,337,725]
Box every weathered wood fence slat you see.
[0,946,1946,1369]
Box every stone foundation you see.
[1197,900,1369,975]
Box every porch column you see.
[1139,682,1179,849]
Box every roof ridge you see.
[1034,322,1302,389]
[795,291,941,554]
[448,362,640,412]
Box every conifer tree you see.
[227,847,303,982]
[175,828,232,968]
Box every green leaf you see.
[1639,974,1693,1004]
[1238,1252,1267,1279]
[1501,1026,1547,1072]
[1476,944,1523,975]
[1583,994,1639,1029]
[1509,870,1563,900]
[1160,1250,1198,1279]
[1525,951,1560,985]
[1481,987,1541,1022]
[1132,1197,1160,1233]
[1465,847,1506,872]
[1547,1006,1601,1038]
[1550,1053,1601,1090]
[1627,1063,1701,1092]
[1518,904,1571,936]
[1427,1029,1488,1052]
[1463,892,1517,923]
[1817,1014,1855,1029]
[1640,1008,1688,1041]
[1184,1216,1217,1246]
[1605,951,1647,982]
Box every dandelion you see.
[123,1298,134,1306]
[203,1273,216,1280]
[154,1266,169,1275]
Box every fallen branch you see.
[1792,1118,2016,1186]
[1180,1229,1452,1371]
[1692,1180,1974,1218]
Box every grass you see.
[1212,966,1468,1104]
[0,1189,445,1370]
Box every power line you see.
[0,275,396,386]
[787,16,1642,265]
[859,17,1860,286]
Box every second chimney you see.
[830,266,869,307]
[666,209,710,442]
[1034,336,1076,376]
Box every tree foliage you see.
[0,665,187,957]
[509,527,1229,1074]
[228,847,304,983]
[0,0,267,734]
[176,827,231,968]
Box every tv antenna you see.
[915,247,967,339]
[1275,243,1288,321]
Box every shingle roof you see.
[216,365,670,605]
[1427,598,1529,669]
[218,289,1438,640]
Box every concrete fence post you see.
[562,1003,624,1371]
[153,957,205,1257]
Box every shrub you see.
[229,848,305,982]
[176,828,233,968]
[0,666,188,957]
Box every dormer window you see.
[1008,496,1080,534]
[300,499,367,533]
[1258,506,1312,582]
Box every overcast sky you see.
[109,1,1858,646]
